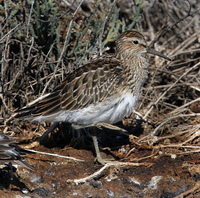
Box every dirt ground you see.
[1,118,200,198]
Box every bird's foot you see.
[94,152,116,165]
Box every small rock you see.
[73,191,78,196]
[30,174,43,183]
[89,179,102,187]
[160,192,176,198]
[129,177,141,185]
[148,176,163,190]
[21,188,29,194]
[170,154,177,159]
[52,182,58,190]
[33,187,50,197]
[168,177,176,182]
[107,188,114,197]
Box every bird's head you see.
[116,30,171,61]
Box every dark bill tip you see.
[147,47,171,61]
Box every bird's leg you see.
[72,123,106,164]
[92,123,129,165]
[72,122,128,165]
[91,129,105,165]
[38,122,59,142]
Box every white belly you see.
[33,92,139,125]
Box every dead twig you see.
[98,0,118,56]
[143,61,200,120]
[140,113,200,143]
[169,97,200,115]
[67,162,150,185]
[148,0,199,48]
[41,0,85,95]
[25,148,84,162]
[174,181,200,198]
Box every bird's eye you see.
[133,40,139,45]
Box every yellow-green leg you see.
[91,132,105,165]
[72,122,127,165]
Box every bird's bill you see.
[147,47,171,61]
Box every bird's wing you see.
[0,132,35,170]
[0,149,35,170]
[16,58,123,118]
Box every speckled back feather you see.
[16,30,163,125]
[17,57,124,117]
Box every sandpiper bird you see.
[0,131,34,170]
[16,30,171,164]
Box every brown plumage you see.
[24,58,122,116]
[0,131,34,170]
[16,30,171,164]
